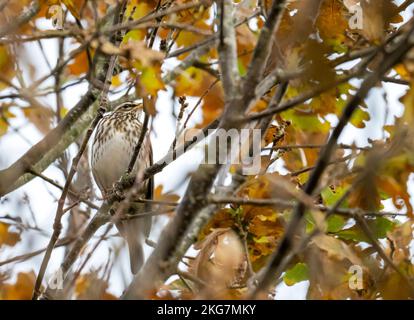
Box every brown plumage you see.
[91,101,153,274]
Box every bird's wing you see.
[143,140,153,238]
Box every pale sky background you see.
[0,1,413,299]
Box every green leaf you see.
[321,185,348,207]
[254,236,270,244]
[304,211,316,233]
[123,30,146,42]
[282,109,331,133]
[349,106,370,129]
[283,262,309,286]
[336,95,370,129]
[230,207,243,217]
[327,214,347,233]
[238,59,247,76]
[335,217,396,243]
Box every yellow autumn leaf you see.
[59,106,68,118]
[140,66,165,96]
[0,118,7,136]
[61,0,80,19]
[175,67,204,96]
[0,105,15,137]
[0,272,35,300]
[111,74,122,87]
[0,46,15,91]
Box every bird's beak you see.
[134,104,143,110]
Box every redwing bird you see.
[91,101,153,274]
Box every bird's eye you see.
[115,102,139,112]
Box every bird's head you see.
[113,102,143,114]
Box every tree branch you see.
[250,21,414,297]
[0,9,132,197]
[32,107,105,300]
[32,1,129,299]
[217,0,239,98]
[122,0,289,293]
[40,117,220,299]
[0,0,40,38]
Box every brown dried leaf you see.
[23,106,54,135]
[75,272,117,300]
[192,228,244,289]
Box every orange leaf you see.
[0,222,21,248]
[68,50,89,76]
[0,272,35,300]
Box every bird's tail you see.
[118,217,146,274]
[126,227,144,275]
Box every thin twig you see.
[27,168,99,210]
[0,237,76,267]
